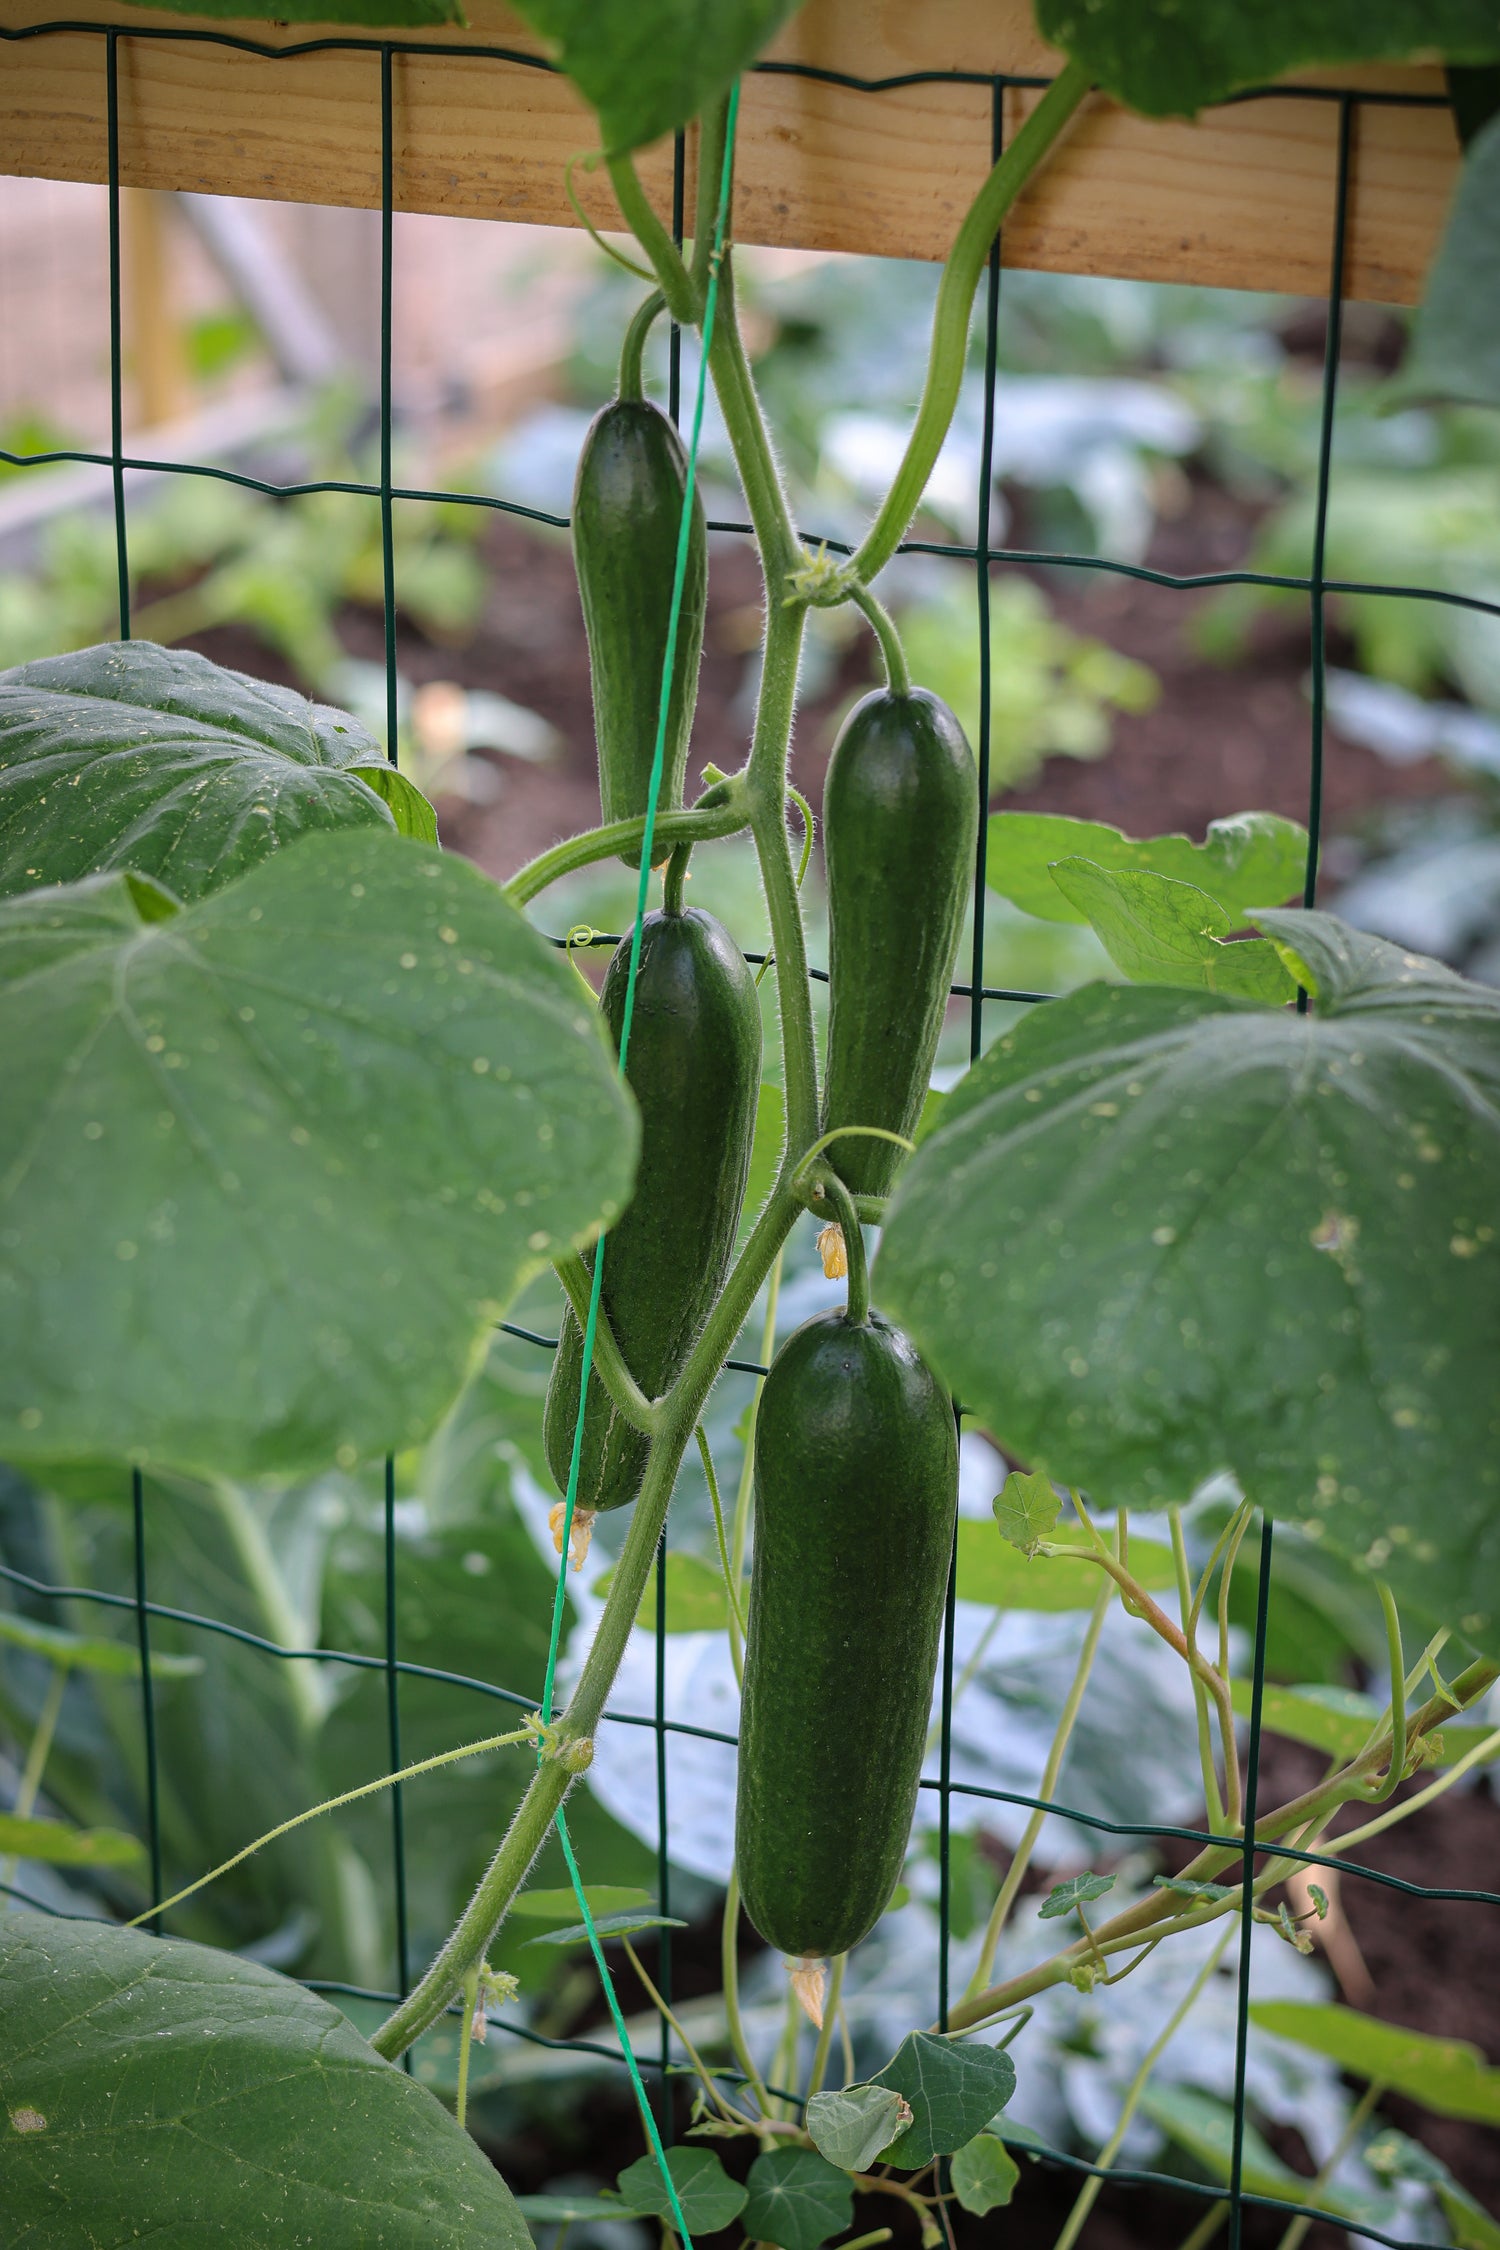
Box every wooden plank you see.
[0,0,1460,301]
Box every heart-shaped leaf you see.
[805,2083,911,2173]
[0,831,636,1479]
[872,2032,1017,2169]
[0,641,434,907]
[616,2146,747,2231]
[0,1911,531,2248]
[1034,1,1500,119]
[1039,1871,1116,1920]
[742,2148,854,2250]
[1048,861,1296,1002]
[988,810,1305,926]
[878,914,1500,1652]
[950,2134,1021,2215]
[992,1468,1062,1556]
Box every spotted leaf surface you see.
[0,831,636,1479]
[877,912,1500,1652]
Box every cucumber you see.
[821,689,977,1198]
[544,907,761,1513]
[573,398,708,868]
[735,1306,958,1959]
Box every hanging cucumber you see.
[735,1289,958,1961]
[544,906,761,1517]
[821,688,977,1198]
[572,316,708,870]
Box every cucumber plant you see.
[4,4,1500,2246]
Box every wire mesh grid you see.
[0,28,1496,2249]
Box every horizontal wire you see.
[3,1558,1492,1903]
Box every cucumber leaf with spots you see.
[742,2148,853,2250]
[1034,2,1500,118]
[877,912,1500,1653]
[1048,861,1297,1002]
[0,642,433,906]
[987,810,1305,926]
[0,831,635,1480]
[0,1911,531,2248]
[872,2032,1017,2168]
[508,2,803,155]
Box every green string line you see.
[532,83,741,2247]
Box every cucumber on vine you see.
[572,338,708,868]
[544,906,761,1515]
[821,688,977,1197]
[735,1297,959,1960]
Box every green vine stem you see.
[1169,1505,1228,1834]
[850,61,1091,586]
[553,1249,659,1433]
[455,1965,481,2130]
[815,1171,869,1325]
[697,1422,749,1664]
[692,96,732,298]
[707,249,803,583]
[850,583,911,695]
[1372,1582,1408,1801]
[618,288,667,401]
[662,839,691,914]
[806,1951,846,2097]
[721,1866,774,2123]
[748,604,820,1153]
[605,153,699,325]
[504,793,750,909]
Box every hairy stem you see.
[618,289,666,402]
[1170,1505,1228,1833]
[554,1249,658,1433]
[852,62,1091,585]
[504,795,749,910]
[707,249,801,581]
[606,154,698,325]
[722,1867,773,2121]
[850,584,910,695]
[748,602,819,1152]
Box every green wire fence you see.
[0,29,1498,2250]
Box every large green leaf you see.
[1227,1678,1499,1766]
[0,1910,530,2247]
[1048,862,1297,1003]
[1034,2,1500,118]
[873,2032,1017,2169]
[877,913,1500,1651]
[987,811,1306,927]
[1251,2003,1500,2123]
[1396,111,1500,411]
[510,1,802,155]
[0,642,433,907]
[741,2148,853,2250]
[0,831,636,1479]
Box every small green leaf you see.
[595,1552,730,1634]
[509,1885,652,1922]
[616,2146,747,2231]
[0,1814,144,1868]
[0,1912,531,2248]
[873,2032,1017,2169]
[1389,108,1500,411]
[0,1610,202,1680]
[987,810,1306,926]
[992,1469,1061,1556]
[1039,1872,1116,1920]
[0,833,637,1480]
[1250,2002,1500,2124]
[955,1519,1176,1612]
[950,2133,1021,2215]
[525,1912,688,1948]
[1048,861,1296,1003]
[350,762,439,846]
[805,2083,911,2173]
[1033,0,1500,118]
[742,2147,853,2250]
[0,641,411,906]
[1152,1875,1238,1906]
[507,1,801,155]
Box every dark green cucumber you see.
[573,398,708,868]
[544,907,760,1513]
[735,1307,958,1959]
[821,688,977,1198]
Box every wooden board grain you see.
[0,0,1461,301]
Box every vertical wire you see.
[131,1467,162,1928]
[378,44,411,2040]
[105,29,130,640]
[939,70,1007,2037]
[1303,95,1353,915]
[1225,1520,1275,2250]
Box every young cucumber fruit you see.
[544,907,761,1514]
[572,398,708,868]
[735,1305,958,1960]
[821,688,977,1197]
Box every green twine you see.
[533,83,742,2250]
